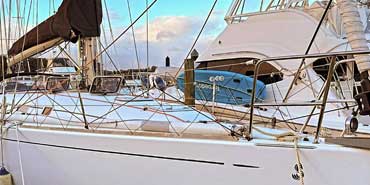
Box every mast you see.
[78,37,101,88]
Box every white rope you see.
[294,138,304,185]
[15,124,25,185]
[252,126,296,138]
[252,126,305,184]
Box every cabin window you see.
[46,77,70,93]
[90,77,122,94]
[2,82,31,92]
[233,79,241,83]
[197,58,283,84]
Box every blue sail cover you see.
[177,70,266,105]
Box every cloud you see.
[103,14,227,69]
[108,10,123,21]
[1,12,227,71]
[134,16,201,42]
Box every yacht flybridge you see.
[0,0,369,185]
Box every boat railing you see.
[247,50,370,142]
[225,0,308,23]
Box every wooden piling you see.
[184,50,198,106]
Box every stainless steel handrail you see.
[299,59,356,134]
[247,50,370,141]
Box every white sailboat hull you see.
[2,127,370,185]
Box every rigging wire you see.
[101,15,110,73]
[175,0,219,77]
[0,0,360,143]
[89,88,152,124]
[34,0,38,74]
[102,0,117,54]
[3,0,89,128]
[146,0,149,69]
[21,0,26,35]
[97,39,122,74]
[9,0,33,113]
[282,0,333,102]
[279,104,357,126]
[159,89,244,137]
[1,0,242,138]
[126,0,142,73]
[1,0,9,51]
[85,0,159,68]
[19,0,33,63]
[0,1,4,63]
[77,87,89,129]
[0,0,5,170]
[15,0,21,37]
[95,95,134,134]
[6,0,12,52]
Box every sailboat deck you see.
[19,124,238,142]
[326,137,370,150]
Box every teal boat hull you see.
[177,70,266,105]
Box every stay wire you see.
[175,0,219,77]
[126,0,141,71]
[84,0,159,68]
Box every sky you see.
[1,0,263,69]
[98,0,234,69]
[1,0,318,69]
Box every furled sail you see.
[8,0,102,66]
[337,0,370,73]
